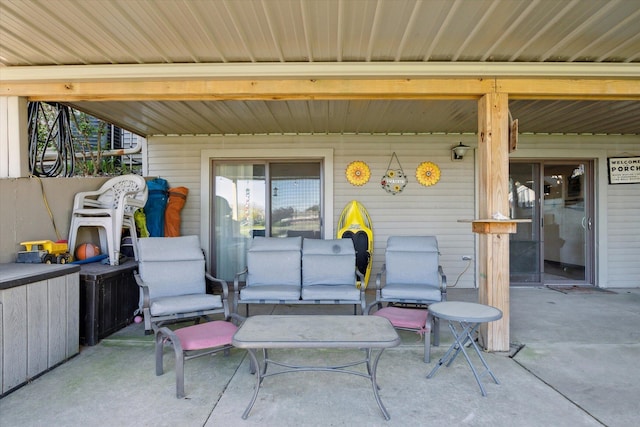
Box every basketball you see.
[75,243,101,260]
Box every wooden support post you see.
[476,93,510,352]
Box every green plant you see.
[28,102,139,177]
[70,110,108,176]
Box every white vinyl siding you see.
[606,183,640,287]
[146,134,477,288]
[146,133,640,289]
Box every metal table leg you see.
[370,348,391,420]
[427,320,499,396]
[241,349,264,419]
[240,348,392,420]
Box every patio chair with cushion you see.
[366,235,447,347]
[372,306,432,362]
[155,315,244,398]
[68,174,148,265]
[301,237,366,314]
[233,236,303,315]
[135,235,229,334]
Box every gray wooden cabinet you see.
[0,264,80,396]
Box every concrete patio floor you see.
[1,287,639,427]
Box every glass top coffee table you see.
[232,315,401,420]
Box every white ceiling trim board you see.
[3,62,639,83]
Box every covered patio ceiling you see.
[1,0,639,137]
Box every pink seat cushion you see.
[174,320,238,351]
[373,306,429,332]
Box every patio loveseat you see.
[233,236,366,315]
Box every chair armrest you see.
[134,272,150,309]
[125,196,146,209]
[233,267,248,294]
[227,312,247,326]
[232,267,248,317]
[72,190,103,210]
[374,264,386,290]
[81,199,105,208]
[156,325,179,341]
[115,188,144,210]
[355,268,366,293]
[205,273,229,300]
[438,265,448,298]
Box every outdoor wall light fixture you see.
[451,142,470,161]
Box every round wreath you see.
[345,161,371,186]
[381,169,407,195]
[416,161,441,187]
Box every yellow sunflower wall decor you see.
[416,161,441,187]
[345,161,371,186]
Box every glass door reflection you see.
[509,161,593,285]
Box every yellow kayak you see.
[337,200,374,289]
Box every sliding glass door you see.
[509,160,594,285]
[509,163,542,283]
[212,161,321,280]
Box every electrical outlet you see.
[462,256,472,261]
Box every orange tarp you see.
[164,187,188,237]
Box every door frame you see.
[509,159,595,285]
[507,143,609,287]
[200,148,334,271]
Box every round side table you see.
[426,301,503,396]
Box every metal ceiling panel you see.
[2,0,639,66]
[2,0,639,136]
[510,100,640,135]
[63,99,472,136]
[65,98,640,137]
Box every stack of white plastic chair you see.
[68,174,148,265]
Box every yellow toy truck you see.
[17,240,72,264]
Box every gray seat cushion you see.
[302,284,360,301]
[150,293,222,316]
[240,284,301,301]
[380,283,442,301]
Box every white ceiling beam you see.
[2,62,639,83]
